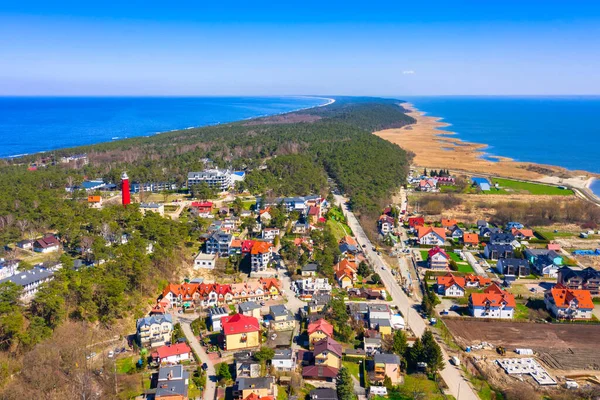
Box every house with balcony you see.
[234,351,261,378]
[0,266,55,301]
[469,284,515,319]
[497,258,530,277]
[268,305,296,331]
[251,242,273,272]
[233,377,276,400]
[272,348,296,371]
[428,247,450,270]
[557,267,600,296]
[417,227,446,246]
[155,365,189,400]
[206,231,233,256]
[239,301,262,320]
[544,284,594,320]
[373,353,402,384]
[313,337,342,369]
[137,314,174,348]
[484,244,513,260]
[221,314,261,351]
[436,273,466,297]
[308,318,334,349]
[524,249,562,277]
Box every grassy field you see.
[514,303,530,321]
[376,373,446,400]
[455,263,474,273]
[326,219,351,241]
[488,178,574,196]
[342,360,360,380]
[116,356,136,374]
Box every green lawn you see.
[448,252,462,262]
[488,178,574,196]
[420,250,429,261]
[342,361,360,381]
[116,356,136,374]
[326,219,351,241]
[455,263,474,273]
[514,303,530,321]
[374,374,445,400]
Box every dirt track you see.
[446,319,600,370]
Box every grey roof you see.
[486,244,513,252]
[158,365,186,381]
[348,302,369,314]
[368,304,390,313]
[310,294,331,306]
[310,388,338,400]
[371,318,391,327]
[0,266,54,287]
[303,263,318,272]
[235,377,273,391]
[498,258,529,267]
[209,307,229,317]
[136,314,172,330]
[273,348,293,360]
[239,301,261,313]
[270,304,289,318]
[234,351,255,362]
[364,337,382,345]
[374,353,401,365]
[156,366,189,397]
[490,233,515,244]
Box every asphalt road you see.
[178,315,217,400]
[333,194,479,400]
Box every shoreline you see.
[374,103,600,204]
[3,96,335,160]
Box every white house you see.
[152,343,192,364]
[417,227,446,246]
[272,348,296,371]
[436,273,466,297]
[33,235,60,253]
[469,284,515,319]
[250,242,273,272]
[136,314,174,348]
[194,252,217,270]
[0,266,54,301]
[262,228,280,241]
[544,284,594,320]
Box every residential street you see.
[178,314,217,400]
[333,194,479,400]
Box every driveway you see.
[178,314,217,400]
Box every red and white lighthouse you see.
[121,172,131,206]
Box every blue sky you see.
[1,1,600,95]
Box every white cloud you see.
[402,70,415,74]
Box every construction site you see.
[444,319,600,394]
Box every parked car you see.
[108,351,114,358]
[201,363,208,371]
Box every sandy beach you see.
[375,103,598,193]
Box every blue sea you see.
[0,96,330,158]
[403,96,600,197]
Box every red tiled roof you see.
[251,241,272,255]
[511,228,534,238]
[152,343,191,360]
[244,394,274,400]
[221,313,260,335]
[242,240,255,253]
[308,318,334,337]
[340,236,358,246]
[548,284,594,309]
[428,246,448,259]
[191,201,213,208]
[35,235,59,248]
[308,206,320,216]
[464,274,492,286]
[302,365,339,379]
[408,217,425,228]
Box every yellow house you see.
[314,337,342,369]
[373,353,403,384]
[260,278,281,299]
[235,377,276,400]
[221,314,261,351]
[308,318,334,349]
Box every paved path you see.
[178,315,217,400]
[333,194,480,400]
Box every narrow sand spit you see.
[375,103,596,188]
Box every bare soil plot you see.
[445,319,600,370]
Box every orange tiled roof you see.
[418,226,446,240]
[251,241,272,255]
[259,277,280,290]
[470,283,516,308]
[463,233,479,244]
[308,318,334,337]
[512,228,534,238]
[441,218,458,228]
[549,284,594,309]
[87,195,101,203]
[464,274,492,286]
[437,273,465,290]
